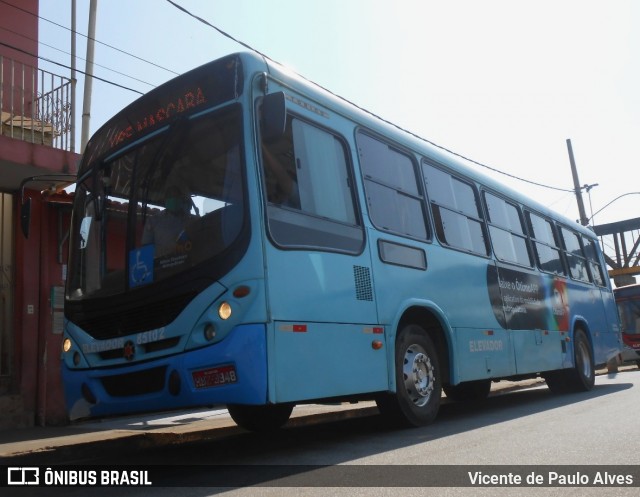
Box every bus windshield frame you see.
[65,56,249,338]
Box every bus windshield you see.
[67,106,245,301]
[618,298,640,335]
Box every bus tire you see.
[544,328,594,394]
[227,403,294,432]
[376,324,441,427]
[443,379,491,402]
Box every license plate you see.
[192,365,237,389]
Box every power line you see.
[164,0,268,59]
[0,0,179,77]
[164,0,574,194]
[0,41,143,95]
[4,0,576,194]
[0,26,156,89]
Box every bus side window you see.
[261,118,300,209]
[260,114,362,253]
[261,116,356,225]
[423,163,488,255]
[291,119,357,224]
[582,237,606,287]
[484,192,532,267]
[559,226,591,283]
[357,131,428,240]
[526,211,566,276]
[357,131,427,239]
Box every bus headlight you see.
[63,338,72,353]
[218,302,232,320]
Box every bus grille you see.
[100,366,167,397]
[98,337,181,360]
[72,293,196,340]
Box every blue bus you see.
[62,52,622,430]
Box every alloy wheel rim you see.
[403,344,434,407]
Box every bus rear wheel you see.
[544,328,594,394]
[376,324,441,427]
[227,403,294,432]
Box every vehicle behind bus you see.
[614,284,640,367]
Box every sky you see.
[36,0,640,229]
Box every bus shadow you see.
[138,379,632,460]
[51,379,631,494]
[443,380,631,420]
[279,381,633,450]
[148,380,634,493]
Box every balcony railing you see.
[0,55,73,151]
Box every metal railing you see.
[0,55,73,151]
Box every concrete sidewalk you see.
[0,376,559,463]
[0,401,381,463]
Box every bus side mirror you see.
[20,197,32,239]
[261,92,286,142]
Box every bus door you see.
[437,257,516,382]
[590,284,621,364]
[585,244,621,363]
[259,92,387,403]
[561,230,617,365]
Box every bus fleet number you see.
[136,328,166,345]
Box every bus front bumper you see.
[62,324,268,421]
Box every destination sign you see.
[79,55,244,171]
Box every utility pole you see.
[70,0,76,153]
[566,138,589,226]
[81,0,98,153]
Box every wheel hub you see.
[403,345,435,407]
[577,340,593,380]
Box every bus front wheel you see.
[227,403,294,432]
[376,324,442,427]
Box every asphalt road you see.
[9,369,640,497]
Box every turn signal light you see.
[233,286,251,298]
